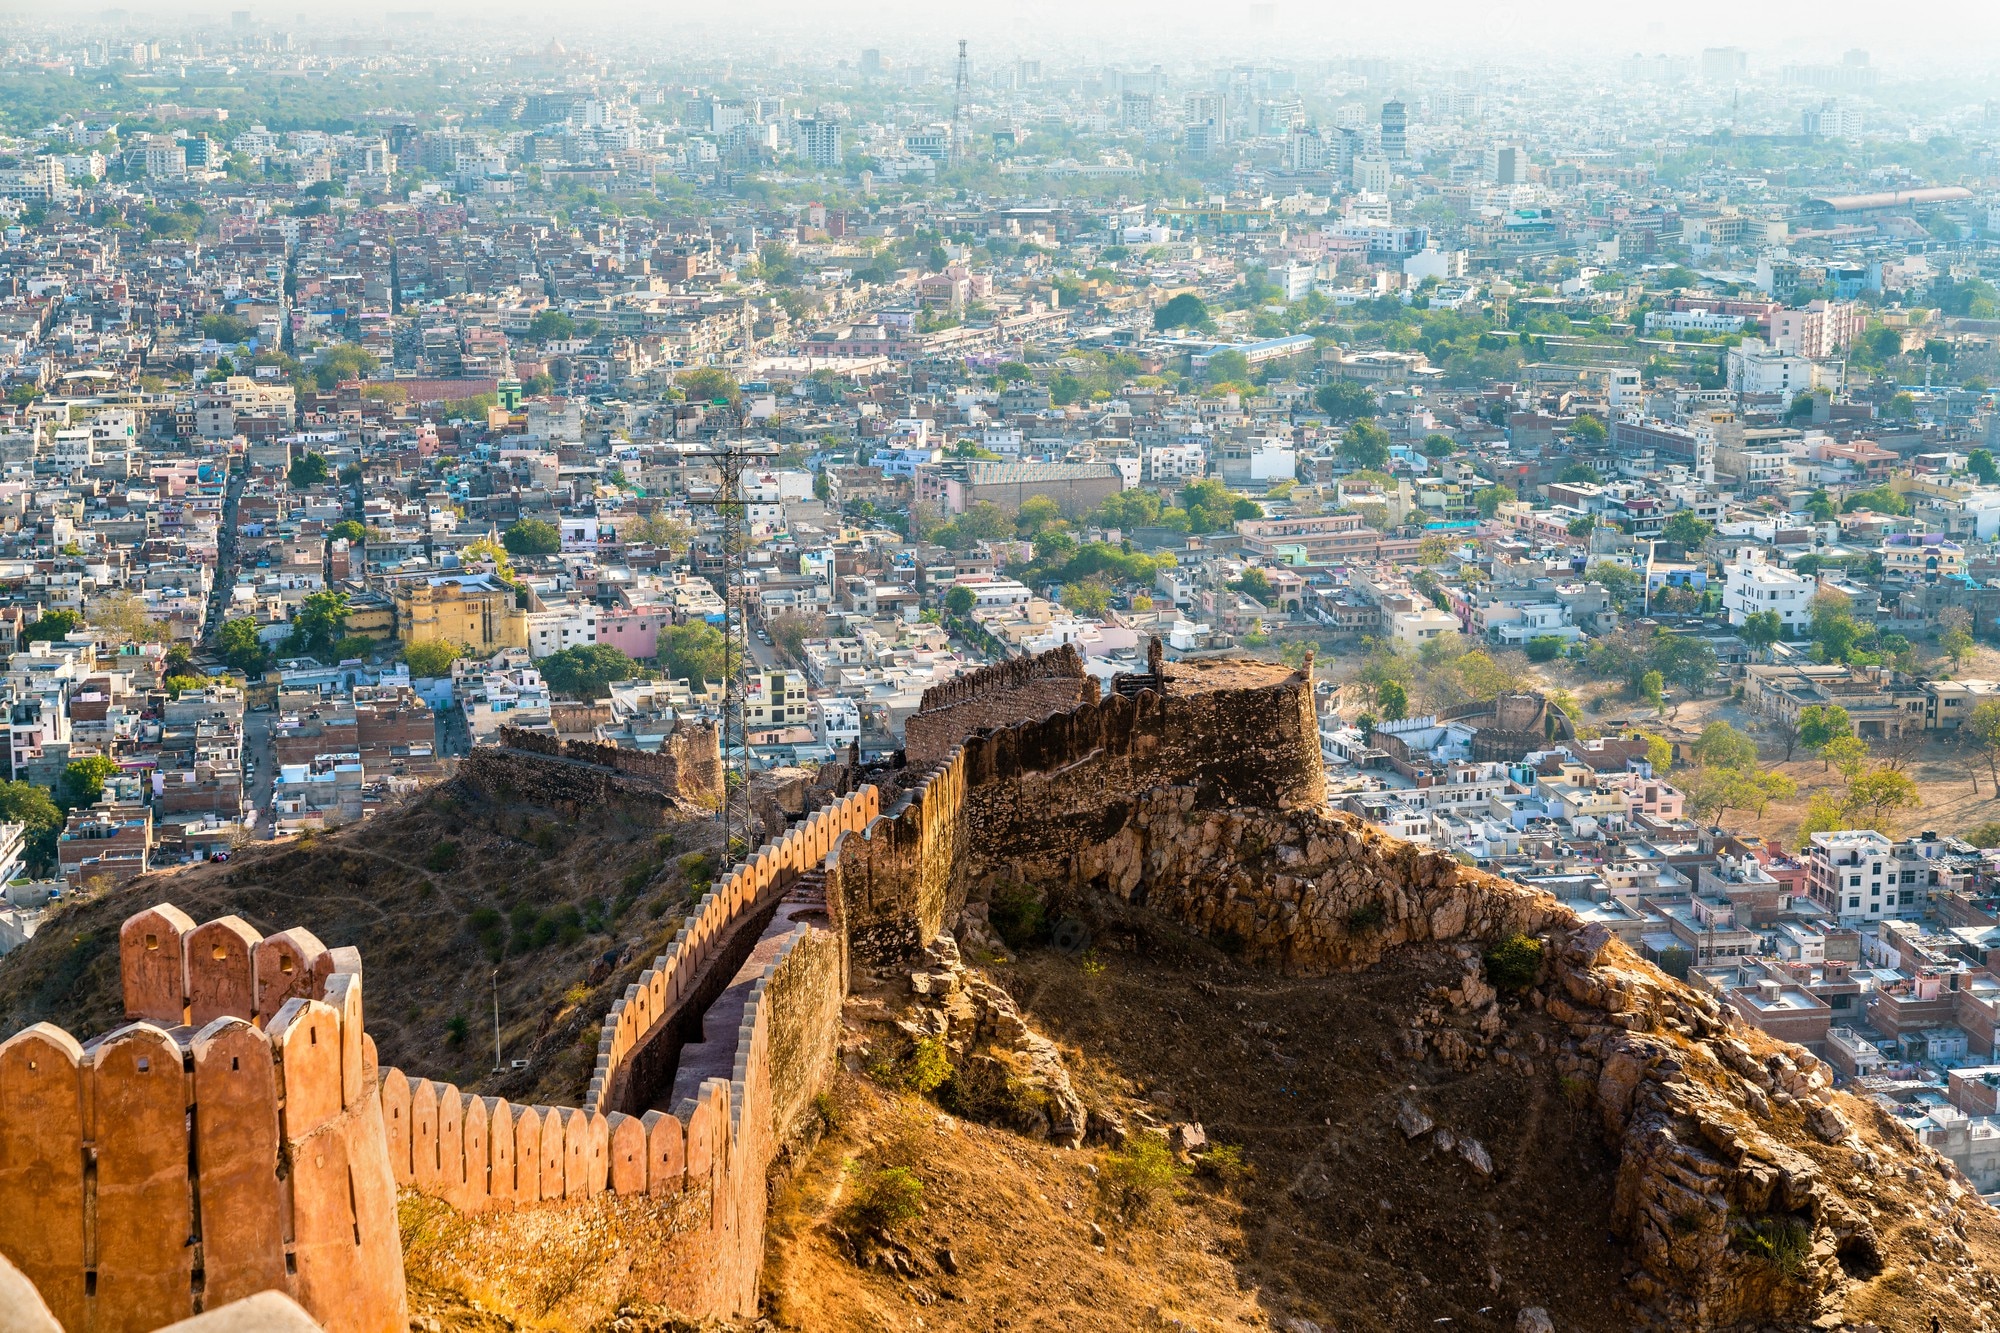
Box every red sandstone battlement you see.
[0,906,407,1333]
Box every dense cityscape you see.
[3,9,2000,1330]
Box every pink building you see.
[596,606,674,660]
[1610,769,1685,820]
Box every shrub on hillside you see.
[987,883,1045,949]
[1483,932,1544,993]
[838,1164,924,1234]
[1100,1137,1190,1221]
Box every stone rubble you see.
[897,933,1087,1148]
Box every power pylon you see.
[952,39,970,165]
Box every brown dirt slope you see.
[0,775,724,1105]
[762,907,2000,1333]
[763,928,1626,1333]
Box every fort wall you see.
[479,723,725,808]
[903,643,1094,767]
[0,647,1327,1330]
[0,910,406,1333]
[826,657,1324,958]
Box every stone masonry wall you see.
[0,906,406,1333]
[827,659,1323,960]
[490,724,724,808]
[903,645,1094,768]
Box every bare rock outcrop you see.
[1001,785,2000,1331]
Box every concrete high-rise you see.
[1381,99,1407,159]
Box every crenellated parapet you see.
[0,907,406,1333]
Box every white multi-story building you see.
[744,668,810,730]
[1806,830,1909,923]
[794,116,842,168]
[1726,337,1837,398]
[1723,551,1814,633]
[815,697,861,748]
[1644,309,1746,337]
[1770,300,1865,359]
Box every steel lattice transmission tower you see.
[951,39,970,165]
[680,416,753,868]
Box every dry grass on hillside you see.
[0,777,726,1106]
[763,926,1628,1333]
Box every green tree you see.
[1942,624,1976,669]
[1693,721,1759,770]
[528,309,577,341]
[1966,699,2000,791]
[1339,419,1392,471]
[1635,732,1673,773]
[1571,415,1607,444]
[1315,380,1378,422]
[1376,679,1409,721]
[1970,450,1999,486]
[1739,610,1784,657]
[289,452,332,489]
[1843,766,1922,833]
[1179,479,1251,534]
[1820,734,1871,782]
[540,643,642,700]
[1636,670,1665,710]
[1014,496,1064,537]
[1809,592,1864,665]
[1567,515,1596,539]
[310,344,378,391]
[403,640,461,678]
[0,780,63,874]
[1648,633,1717,696]
[1419,433,1457,459]
[286,591,350,658]
[1061,580,1111,616]
[218,617,269,673]
[55,755,120,812]
[945,585,977,618]
[1525,636,1565,662]
[1586,562,1642,605]
[658,621,729,685]
[1660,511,1713,547]
[1796,704,1853,759]
[1475,484,1516,519]
[1154,293,1211,331]
[329,520,367,543]
[1230,568,1275,603]
[24,609,82,643]
[502,518,563,556]
[676,367,741,406]
[1204,349,1251,385]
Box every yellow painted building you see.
[395,575,527,653]
[343,591,397,642]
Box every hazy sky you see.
[13,0,2000,72]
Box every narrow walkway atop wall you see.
[660,875,828,1115]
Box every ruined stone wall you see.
[826,664,1324,958]
[903,645,1093,768]
[0,906,406,1333]
[1027,787,1985,1331]
[487,724,725,808]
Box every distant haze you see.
[11,0,2000,70]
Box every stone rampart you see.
[904,645,1094,768]
[483,724,724,808]
[586,787,875,1118]
[0,907,406,1333]
[827,658,1323,958]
